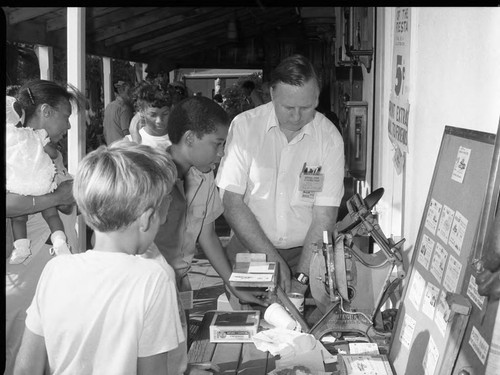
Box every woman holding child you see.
[5,79,85,374]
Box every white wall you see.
[374,7,500,264]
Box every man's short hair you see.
[74,140,177,232]
[167,96,229,144]
[270,54,321,91]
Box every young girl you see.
[6,95,72,264]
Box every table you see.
[188,311,276,374]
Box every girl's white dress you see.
[6,96,57,196]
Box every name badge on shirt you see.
[299,163,324,192]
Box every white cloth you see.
[126,127,172,150]
[137,127,172,149]
[25,250,184,375]
[141,244,189,375]
[6,124,57,196]
[216,102,345,249]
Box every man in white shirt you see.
[216,54,345,301]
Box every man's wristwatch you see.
[294,272,309,285]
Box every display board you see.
[453,119,500,374]
[389,126,496,375]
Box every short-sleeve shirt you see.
[155,165,224,284]
[103,97,133,145]
[25,250,183,375]
[216,102,345,249]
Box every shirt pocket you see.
[191,205,206,219]
[290,175,315,207]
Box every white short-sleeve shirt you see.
[25,251,184,375]
[216,102,345,249]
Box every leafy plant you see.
[221,72,263,121]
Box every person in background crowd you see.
[260,81,272,104]
[213,93,223,106]
[216,55,345,309]
[103,80,133,145]
[477,213,500,299]
[241,80,264,108]
[14,141,183,375]
[5,79,85,375]
[128,80,173,149]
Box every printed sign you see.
[388,7,411,154]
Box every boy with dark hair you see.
[155,96,269,310]
[14,141,184,375]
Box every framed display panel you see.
[389,126,496,375]
[453,119,500,375]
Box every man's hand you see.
[477,268,500,299]
[290,278,308,295]
[230,287,270,307]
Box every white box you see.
[209,310,260,343]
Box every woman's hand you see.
[54,180,75,207]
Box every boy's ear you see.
[184,130,194,146]
[139,208,155,232]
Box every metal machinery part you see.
[307,188,406,350]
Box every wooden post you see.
[34,44,53,80]
[66,7,87,253]
[102,57,113,108]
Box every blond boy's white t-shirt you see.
[25,250,184,375]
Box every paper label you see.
[400,313,416,350]
[423,335,439,375]
[425,198,442,235]
[467,275,486,310]
[443,254,462,293]
[409,270,426,311]
[430,242,448,284]
[422,282,440,320]
[469,325,489,364]
[448,210,468,256]
[418,234,435,270]
[451,146,471,183]
[437,205,455,244]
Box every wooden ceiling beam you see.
[47,7,123,31]
[6,20,52,46]
[5,7,62,25]
[95,7,199,44]
[149,11,300,60]
[135,7,268,55]
[131,8,235,52]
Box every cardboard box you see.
[338,354,394,375]
[229,253,277,288]
[209,310,260,343]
